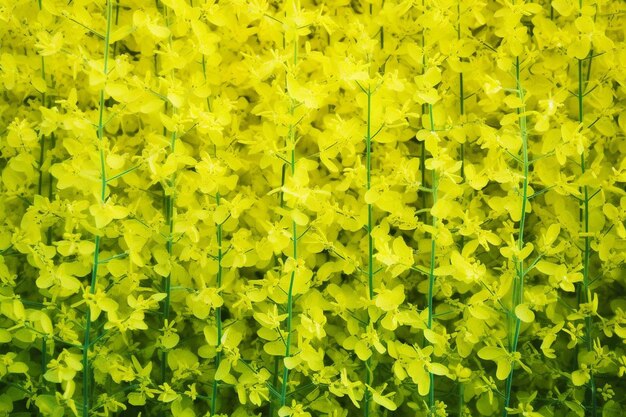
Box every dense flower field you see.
[1,0,625,416]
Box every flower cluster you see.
[0,0,625,417]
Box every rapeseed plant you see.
[0,1,624,417]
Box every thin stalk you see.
[210,192,223,416]
[279,34,299,413]
[200,55,212,112]
[160,5,177,391]
[35,3,52,404]
[278,32,287,209]
[502,56,529,417]
[457,3,467,409]
[419,8,427,223]
[112,0,120,57]
[202,17,218,416]
[82,3,112,417]
[457,0,465,183]
[269,355,280,417]
[363,83,374,417]
[426,101,438,416]
[577,0,596,412]
[271,29,288,417]
[421,4,438,412]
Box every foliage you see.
[0,0,625,416]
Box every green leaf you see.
[571,369,589,386]
[602,401,623,417]
[565,400,585,417]
[515,304,535,323]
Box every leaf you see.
[544,224,561,246]
[515,304,535,323]
[109,25,134,43]
[478,346,504,361]
[575,16,595,33]
[32,77,47,93]
[354,340,372,361]
[214,359,231,381]
[565,401,585,417]
[393,237,413,265]
[291,209,309,226]
[375,285,405,311]
[602,400,623,417]
[264,340,287,356]
[8,362,28,374]
[567,38,591,60]
[428,363,449,376]
[161,332,180,349]
[35,395,64,417]
[496,357,512,380]
[90,202,129,229]
[364,188,380,204]
[504,95,524,108]
[147,23,171,39]
[213,205,230,225]
[552,0,575,16]
[128,392,146,406]
[284,356,301,370]
[368,385,397,411]
[407,361,430,396]
[571,369,589,386]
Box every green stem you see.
[502,55,529,417]
[279,34,299,413]
[364,7,380,409]
[160,5,177,391]
[82,3,112,417]
[363,84,375,417]
[112,0,120,57]
[458,0,466,243]
[421,6,438,413]
[457,4,466,408]
[426,102,438,416]
[577,1,596,411]
[210,192,223,416]
[36,0,55,223]
[420,16,427,224]
[35,3,52,404]
[269,356,280,417]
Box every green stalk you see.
[83,3,112,416]
[210,192,223,416]
[502,56,529,417]
[457,1,465,184]
[279,34,299,413]
[271,29,289,417]
[160,131,176,385]
[35,2,51,402]
[426,102,438,416]
[160,5,177,390]
[457,4,466,413]
[363,83,374,417]
[202,14,221,417]
[419,9,428,223]
[112,0,120,57]
[278,31,287,210]
[36,0,56,246]
[421,5,438,412]
[577,1,596,413]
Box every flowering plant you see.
[0,0,625,416]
